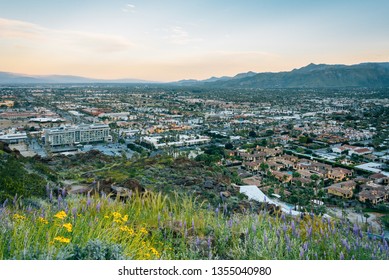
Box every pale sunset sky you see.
[0,0,388,81]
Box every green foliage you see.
[0,155,46,203]
[1,192,387,260]
[71,239,124,260]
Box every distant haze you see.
[1,1,389,81]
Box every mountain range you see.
[0,72,152,84]
[1,62,389,88]
[176,62,389,88]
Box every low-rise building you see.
[45,124,111,146]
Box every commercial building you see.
[45,124,111,146]
[0,132,28,144]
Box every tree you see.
[268,187,275,197]
[225,142,234,150]
[248,130,257,138]
[292,171,301,178]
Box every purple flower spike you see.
[303,242,308,252]
[340,252,344,260]
[96,202,101,212]
[299,248,304,259]
[72,207,77,217]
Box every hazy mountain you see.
[175,63,389,88]
[0,72,154,84]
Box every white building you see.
[0,132,28,144]
[45,124,111,146]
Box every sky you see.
[0,0,389,81]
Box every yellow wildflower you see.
[119,226,135,236]
[120,225,130,232]
[54,211,67,220]
[112,212,122,219]
[104,215,109,219]
[150,247,160,257]
[53,236,71,244]
[144,253,151,259]
[38,217,49,224]
[63,223,73,233]
[122,215,128,222]
[139,227,148,235]
[13,214,26,220]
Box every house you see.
[369,173,389,184]
[327,186,353,199]
[327,167,353,181]
[271,170,292,183]
[349,147,372,156]
[326,180,356,199]
[358,190,388,205]
[242,161,260,172]
[358,182,389,205]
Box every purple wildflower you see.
[96,202,101,212]
[299,248,304,259]
[352,224,359,237]
[49,191,53,202]
[12,194,17,206]
[215,207,219,216]
[342,239,350,251]
[303,242,308,252]
[264,233,268,245]
[228,218,233,228]
[195,237,200,247]
[61,188,66,198]
[72,207,77,217]
[340,252,344,260]
[307,226,312,238]
[86,198,91,208]
[57,194,62,208]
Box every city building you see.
[0,132,28,144]
[44,124,111,146]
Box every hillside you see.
[176,62,389,88]
[0,149,388,260]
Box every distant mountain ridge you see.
[0,72,153,84]
[2,62,389,87]
[176,62,389,88]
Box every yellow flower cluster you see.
[54,211,67,220]
[119,226,135,236]
[150,247,160,258]
[53,236,71,244]
[63,223,73,233]
[139,227,148,235]
[112,212,128,224]
[38,217,49,224]
[13,214,26,221]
